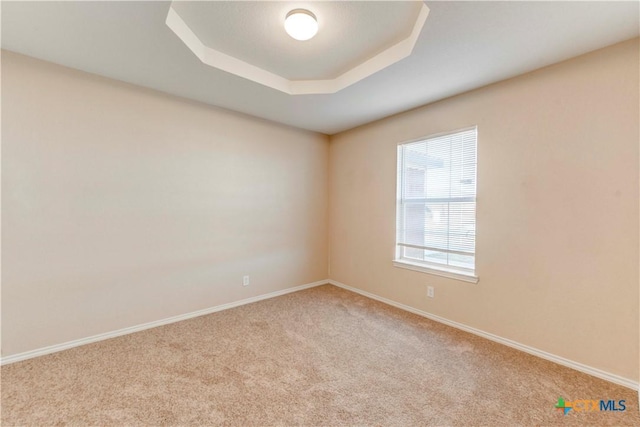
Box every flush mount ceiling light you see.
[284,9,318,41]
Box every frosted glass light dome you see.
[284,9,318,41]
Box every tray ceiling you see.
[167,1,428,94]
[2,1,638,134]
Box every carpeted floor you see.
[1,284,639,426]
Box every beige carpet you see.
[1,284,639,426]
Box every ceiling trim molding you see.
[166,2,429,95]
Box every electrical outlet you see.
[243,275,250,286]
[427,286,434,298]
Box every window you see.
[394,127,478,283]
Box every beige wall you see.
[329,39,640,381]
[2,39,639,384]
[1,51,329,356]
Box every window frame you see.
[394,126,479,284]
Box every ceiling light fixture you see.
[284,9,318,41]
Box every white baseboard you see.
[328,279,639,391]
[1,279,329,366]
[4,278,637,393]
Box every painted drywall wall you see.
[329,38,640,382]
[1,51,329,356]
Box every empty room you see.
[1,1,639,425]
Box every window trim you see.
[394,126,479,283]
[393,260,479,283]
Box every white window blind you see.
[396,127,477,276]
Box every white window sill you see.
[393,260,479,284]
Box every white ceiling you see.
[166,1,429,94]
[171,1,422,80]
[2,1,638,135]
